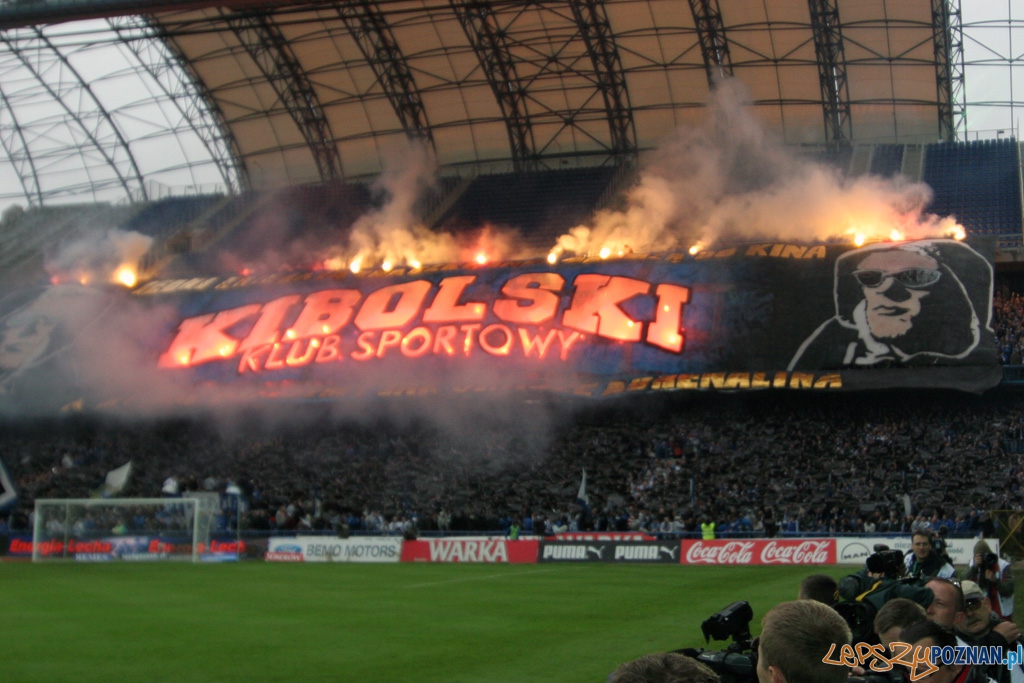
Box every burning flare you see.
[114,266,137,288]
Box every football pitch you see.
[2,561,852,682]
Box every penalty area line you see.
[403,567,558,589]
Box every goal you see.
[32,495,218,563]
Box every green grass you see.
[0,562,854,683]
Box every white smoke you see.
[552,79,965,258]
[45,228,151,286]
[327,139,458,271]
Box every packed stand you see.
[2,390,1024,540]
[995,290,1024,365]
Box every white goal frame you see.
[32,496,217,563]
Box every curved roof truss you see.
[0,0,1006,205]
[335,1,434,151]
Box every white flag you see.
[100,461,132,497]
[575,468,589,506]
[0,456,16,510]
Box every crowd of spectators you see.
[994,289,1024,365]
[2,388,1023,538]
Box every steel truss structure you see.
[0,0,1017,206]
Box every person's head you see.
[911,532,934,561]
[925,578,964,629]
[757,600,851,683]
[798,574,838,605]
[608,653,720,683]
[972,539,994,566]
[958,580,992,636]
[873,598,928,648]
[899,620,963,683]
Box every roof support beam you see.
[110,16,247,193]
[224,11,343,181]
[808,0,852,146]
[687,0,732,86]
[451,0,535,171]
[932,0,965,141]
[335,1,434,152]
[568,0,637,161]
[0,85,43,206]
[0,28,145,202]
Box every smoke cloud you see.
[551,79,965,258]
[45,228,151,286]
[330,140,457,271]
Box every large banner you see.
[142,239,1003,396]
[0,239,999,410]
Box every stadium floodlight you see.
[31,496,217,563]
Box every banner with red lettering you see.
[551,532,657,542]
[8,535,241,561]
[0,238,999,412]
[679,539,836,565]
[133,239,1007,397]
[400,537,538,563]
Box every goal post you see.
[32,496,217,563]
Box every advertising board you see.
[399,537,538,563]
[679,539,836,565]
[265,536,402,562]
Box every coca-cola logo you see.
[684,541,755,564]
[759,540,831,564]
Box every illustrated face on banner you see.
[789,239,994,370]
[0,316,55,372]
[855,249,939,340]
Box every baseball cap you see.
[961,580,985,602]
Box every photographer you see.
[955,581,1022,683]
[905,531,956,581]
[963,540,1014,621]
[836,548,934,642]
[757,600,851,683]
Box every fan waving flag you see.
[0,455,17,511]
[575,468,589,509]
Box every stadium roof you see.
[0,0,1022,206]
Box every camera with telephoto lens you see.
[983,552,999,569]
[675,601,758,683]
[865,549,905,578]
[676,602,894,683]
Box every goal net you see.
[32,496,218,563]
